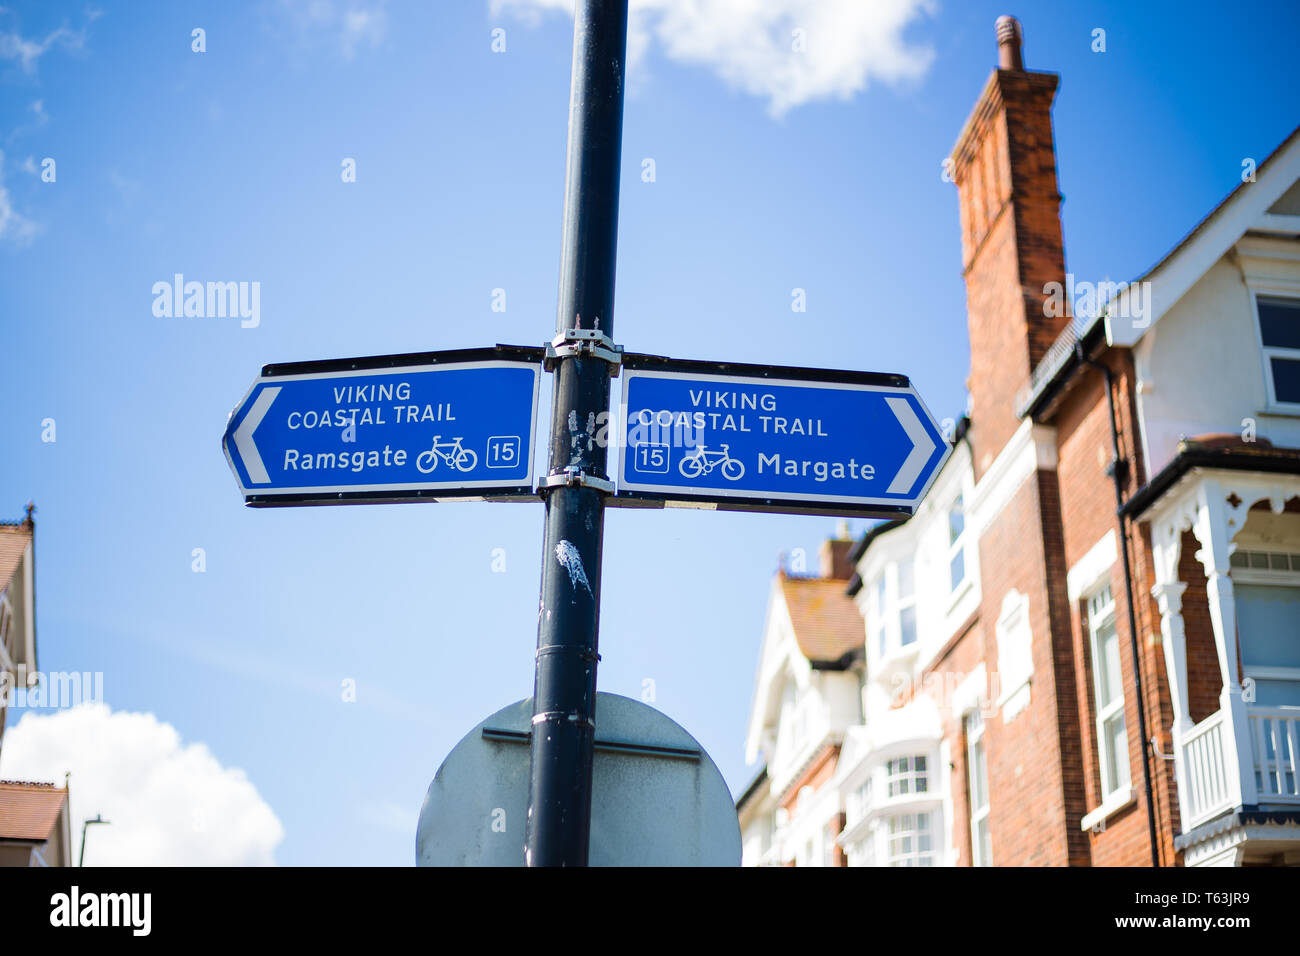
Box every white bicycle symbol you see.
[415,435,479,474]
[679,443,745,481]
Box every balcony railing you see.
[1248,707,1300,803]
[1179,706,1300,833]
[1181,710,1233,830]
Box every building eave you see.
[1120,442,1300,521]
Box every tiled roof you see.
[0,780,67,842]
[0,524,31,590]
[779,573,865,664]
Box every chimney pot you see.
[996,15,1024,70]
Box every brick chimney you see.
[819,520,854,580]
[950,16,1069,478]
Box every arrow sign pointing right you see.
[614,354,952,519]
[884,396,938,495]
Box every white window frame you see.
[872,575,888,659]
[1227,551,1300,688]
[884,811,936,867]
[948,494,968,595]
[885,755,929,797]
[870,562,919,661]
[897,559,917,647]
[1251,291,1300,411]
[1087,584,1130,800]
[965,709,991,867]
[849,775,873,824]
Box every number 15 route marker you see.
[613,354,950,518]
[222,346,542,506]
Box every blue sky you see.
[1,0,1296,865]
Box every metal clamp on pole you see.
[544,327,624,376]
[538,467,615,495]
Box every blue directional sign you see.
[614,356,950,518]
[222,347,542,506]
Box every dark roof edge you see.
[1174,807,1300,850]
[809,645,865,672]
[1019,316,1109,420]
[735,766,769,811]
[1121,445,1300,520]
[847,518,907,566]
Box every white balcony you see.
[1180,706,1300,831]
[1148,469,1300,863]
[1180,710,1233,830]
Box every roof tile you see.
[780,574,864,663]
[0,780,67,842]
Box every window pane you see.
[898,560,915,598]
[949,496,965,543]
[900,605,917,646]
[1105,714,1129,790]
[1237,584,1300,669]
[1088,585,1113,620]
[1258,297,1300,349]
[950,550,965,591]
[1097,623,1122,705]
[1270,357,1300,404]
[969,740,987,808]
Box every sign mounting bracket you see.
[537,467,615,495]
[544,327,623,376]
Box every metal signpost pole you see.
[525,0,628,867]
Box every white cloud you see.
[0,10,98,74]
[0,703,284,866]
[490,0,936,116]
[277,0,388,59]
[0,150,38,244]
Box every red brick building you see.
[741,16,1300,867]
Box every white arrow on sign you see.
[884,396,937,496]
[233,386,280,484]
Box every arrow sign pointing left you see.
[222,346,542,506]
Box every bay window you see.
[886,755,928,797]
[885,812,935,866]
